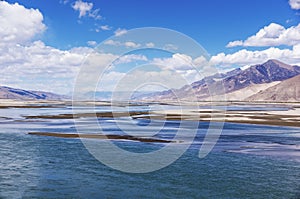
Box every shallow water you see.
[0,105,299,198]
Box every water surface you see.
[0,104,299,198]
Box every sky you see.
[0,0,300,94]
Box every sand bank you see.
[28,132,172,143]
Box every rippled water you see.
[0,105,300,198]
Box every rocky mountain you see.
[246,74,300,102]
[0,86,66,100]
[223,59,300,93]
[140,59,300,101]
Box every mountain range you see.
[1,59,299,102]
[138,59,300,102]
[0,86,65,100]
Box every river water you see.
[0,104,299,198]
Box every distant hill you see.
[246,74,300,102]
[0,86,66,100]
[139,59,300,102]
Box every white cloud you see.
[96,54,212,92]
[163,44,178,51]
[151,54,211,84]
[0,39,124,94]
[0,1,46,45]
[96,71,126,91]
[193,56,209,66]
[87,40,97,46]
[153,53,193,70]
[0,1,115,94]
[211,45,300,67]
[104,40,141,48]
[0,1,160,94]
[88,9,101,20]
[226,40,243,48]
[289,0,300,9]
[72,0,93,18]
[114,28,128,37]
[60,0,69,4]
[0,41,89,93]
[227,23,300,47]
[72,0,101,19]
[101,70,189,92]
[100,25,111,31]
[124,41,140,48]
[95,25,111,32]
[114,54,148,65]
[152,54,209,70]
[146,42,155,48]
[73,52,120,93]
[104,40,119,46]
[286,19,293,24]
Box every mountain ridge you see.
[0,86,66,100]
[139,59,300,102]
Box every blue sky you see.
[1,0,300,94]
[6,0,298,53]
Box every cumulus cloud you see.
[211,45,300,67]
[0,1,46,45]
[114,28,128,37]
[0,41,90,93]
[289,0,300,9]
[72,0,101,19]
[0,1,117,94]
[72,0,92,17]
[227,23,300,47]
[0,39,125,94]
[95,53,212,92]
[153,54,193,70]
[151,54,212,84]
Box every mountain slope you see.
[246,74,300,102]
[141,59,300,101]
[0,86,65,100]
[223,81,281,101]
[223,59,300,93]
